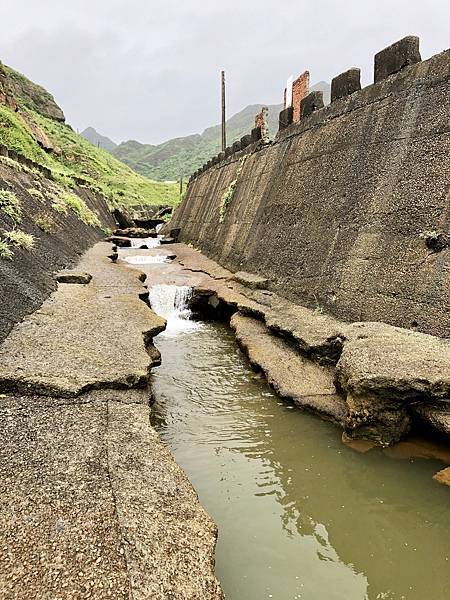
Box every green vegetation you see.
[0,105,52,165]
[6,229,34,250]
[34,213,54,233]
[0,189,21,222]
[108,82,330,181]
[28,187,45,202]
[0,65,180,208]
[0,238,13,259]
[111,103,283,181]
[219,157,246,223]
[50,191,100,226]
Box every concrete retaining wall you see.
[0,160,115,342]
[170,43,450,337]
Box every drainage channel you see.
[143,283,450,600]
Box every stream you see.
[126,255,450,600]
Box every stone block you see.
[232,140,241,153]
[225,146,232,158]
[251,127,262,143]
[374,36,421,83]
[218,151,225,162]
[55,270,92,285]
[240,134,252,148]
[0,144,8,157]
[8,149,18,161]
[278,106,293,130]
[331,68,361,102]
[300,91,324,118]
[233,271,269,290]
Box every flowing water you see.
[148,284,450,600]
[128,237,161,249]
[123,254,169,265]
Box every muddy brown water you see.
[124,254,450,600]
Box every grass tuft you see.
[0,189,22,222]
[6,229,34,250]
[0,238,14,259]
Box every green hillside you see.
[0,63,179,207]
[109,81,330,181]
[112,104,282,181]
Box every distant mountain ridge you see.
[80,126,117,152]
[85,81,330,181]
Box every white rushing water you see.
[148,285,202,336]
[123,255,169,265]
[129,237,161,249]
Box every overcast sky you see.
[1,0,448,145]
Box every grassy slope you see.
[0,66,179,207]
[111,82,331,182]
[112,104,282,181]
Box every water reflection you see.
[151,323,450,600]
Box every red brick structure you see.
[292,71,309,121]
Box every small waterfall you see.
[156,223,164,233]
[124,255,169,265]
[129,237,161,249]
[148,285,201,336]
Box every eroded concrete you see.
[0,244,165,397]
[0,242,224,599]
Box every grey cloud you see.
[1,0,448,144]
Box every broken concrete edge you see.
[230,312,347,427]
[232,270,269,289]
[54,270,93,284]
[433,466,450,487]
[186,271,450,447]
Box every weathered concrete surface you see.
[232,270,268,289]
[230,312,347,424]
[55,269,93,284]
[433,467,450,487]
[0,160,115,344]
[0,390,223,599]
[0,242,224,598]
[336,322,450,444]
[0,244,165,397]
[149,243,450,445]
[169,48,450,337]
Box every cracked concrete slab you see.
[0,390,224,599]
[230,312,347,425]
[0,244,165,397]
[0,242,224,599]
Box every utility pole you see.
[179,176,183,199]
[221,70,226,151]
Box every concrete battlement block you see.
[211,156,218,165]
[218,151,225,162]
[331,68,361,102]
[251,126,262,143]
[232,140,241,153]
[374,36,421,83]
[240,134,252,148]
[225,146,232,158]
[300,91,324,118]
[279,106,293,130]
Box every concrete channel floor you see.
[0,243,223,600]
